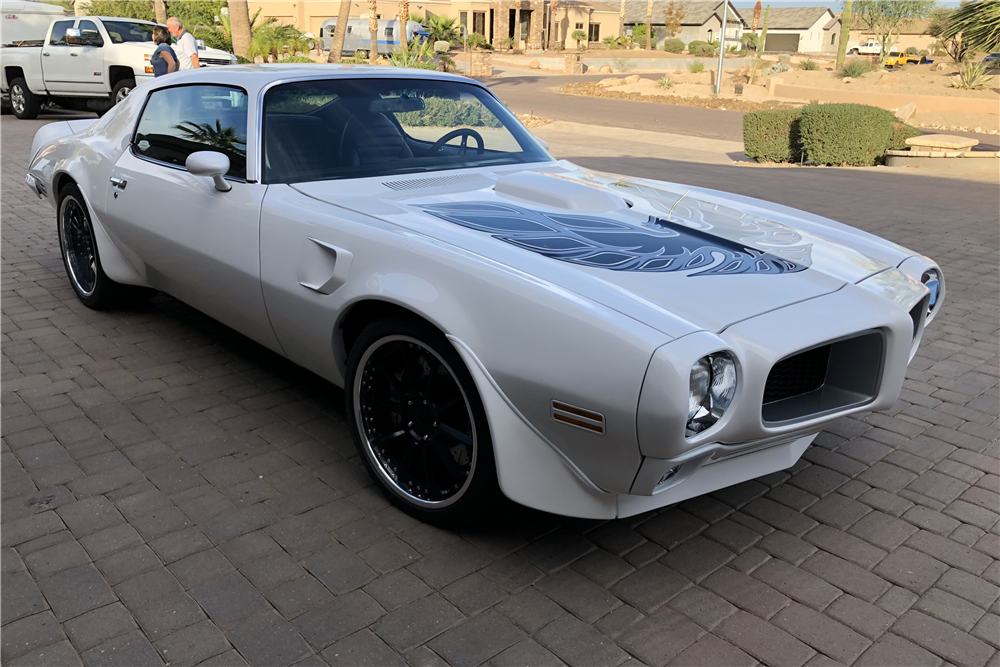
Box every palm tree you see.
[327,0,352,62]
[546,0,558,50]
[368,0,379,63]
[399,0,409,48]
[250,24,310,62]
[513,3,521,50]
[153,0,167,24]
[619,0,625,42]
[228,0,253,60]
[942,0,1000,53]
[645,0,654,49]
[174,120,247,156]
[428,15,459,42]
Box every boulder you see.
[895,102,917,122]
[529,59,541,69]
[876,73,898,87]
[929,62,942,71]
[599,65,612,73]
[842,77,852,83]
[598,77,621,86]
[623,74,641,84]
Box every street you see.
[2,104,998,667]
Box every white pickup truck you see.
[846,40,883,56]
[2,15,237,119]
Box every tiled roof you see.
[624,1,742,27]
[736,6,833,30]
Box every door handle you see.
[42,52,50,56]
[109,177,126,190]
[70,52,78,56]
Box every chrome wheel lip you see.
[353,334,478,510]
[59,196,98,297]
[11,85,25,114]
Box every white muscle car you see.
[26,65,944,524]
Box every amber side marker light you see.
[551,401,606,435]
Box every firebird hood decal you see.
[418,202,808,277]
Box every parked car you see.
[318,18,429,56]
[983,53,1000,66]
[1,15,237,119]
[846,39,882,55]
[884,51,928,68]
[26,66,944,524]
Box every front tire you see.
[9,78,40,120]
[345,317,502,526]
[57,184,153,309]
[111,79,135,105]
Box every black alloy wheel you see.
[346,318,501,524]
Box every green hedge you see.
[662,38,684,53]
[799,103,895,166]
[890,121,923,150]
[687,39,714,57]
[743,109,803,163]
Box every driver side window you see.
[133,85,249,179]
[48,20,74,46]
[79,20,104,47]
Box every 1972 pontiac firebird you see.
[26,65,944,524]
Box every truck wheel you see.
[111,79,135,105]
[9,78,41,120]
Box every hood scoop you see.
[495,172,624,213]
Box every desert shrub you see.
[662,38,684,53]
[743,109,803,163]
[687,40,714,57]
[466,33,491,50]
[763,62,790,75]
[918,49,929,55]
[952,62,994,89]
[798,103,896,166]
[235,55,254,64]
[890,121,923,150]
[778,54,791,63]
[656,75,674,89]
[397,97,502,128]
[688,61,705,73]
[905,46,919,55]
[278,55,315,63]
[838,59,871,78]
[800,59,819,70]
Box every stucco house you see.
[738,6,840,53]
[623,1,745,49]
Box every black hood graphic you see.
[419,201,807,276]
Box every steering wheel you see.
[430,128,485,155]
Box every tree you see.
[427,15,459,42]
[645,0,654,49]
[928,7,971,63]
[513,4,521,50]
[368,0,378,63]
[398,0,409,48]
[836,0,852,68]
[153,0,167,23]
[750,3,769,82]
[751,0,761,30]
[619,0,625,43]
[546,0,558,50]
[228,0,252,60]
[941,0,1000,54]
[853,0,934,63]
[250,23,310,61]
[327,0,352,62]
[85,1,154,20]
[662,1,684,38]
[571,28,586,49]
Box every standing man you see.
[166,17,200,70]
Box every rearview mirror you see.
[370,96,425,113]
[186,151,231,192]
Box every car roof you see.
[142,64,480,96]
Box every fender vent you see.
[551,401,605,435]
[382,173,491,191]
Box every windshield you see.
[102,20,155,44]
[262,78,553,184]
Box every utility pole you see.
[714,0,729,94]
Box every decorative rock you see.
[906,134,978,151]
[599,65,612,73]
[930,63,942,71]
[895,102,917,122]
[876,73,898,87]
[529,59,541,69]
[623,74,641,84]
[434,40,450,54]
[842,77,852,83]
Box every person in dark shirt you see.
[151,25,178,77]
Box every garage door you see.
[765,34,800,52]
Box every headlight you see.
[687,352,737,436]
[921,269,940,316]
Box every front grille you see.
[763,345,830,404]
[200,58,232,66]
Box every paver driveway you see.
[2,110,998,667]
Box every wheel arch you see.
[107,66,136,92]
[4,66,26,88]
[335,298,449,378]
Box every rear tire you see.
[111,79,135,105]
[9,78,40,120]
[345,317,503,526]
[57,183,154,309]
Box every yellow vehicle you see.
[884,51,928,68]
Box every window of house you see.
[588,23,600,42]
[460,11,468,27]
[575,22,583,30]
[347,25,352,33]
[831,33,836,44]
[707,29,713,42]
[133,85,249,180]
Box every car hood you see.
[293,164,905,337]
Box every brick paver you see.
[2,110,998,666]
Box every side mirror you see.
[65,27,81,43]
[535,137,550,150]
[185,151,231,192]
